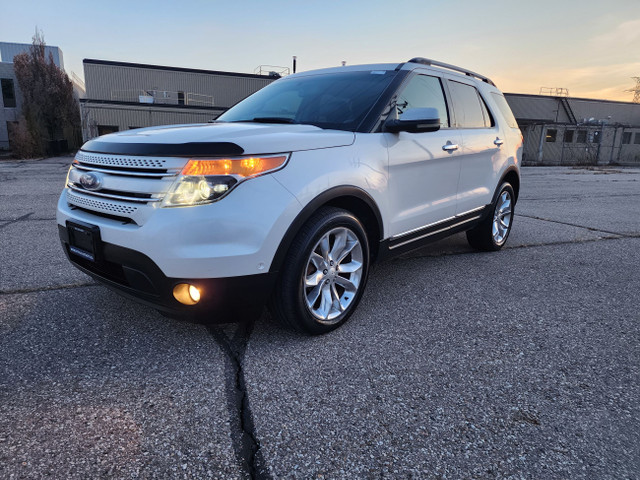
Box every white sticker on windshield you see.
[370,71,386,75]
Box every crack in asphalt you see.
[207,322,270,480]
[0,213,33,230]
[522,192,640,201]
[398,234,639,261]
[516,213,635,237]
[0,217,56,222]
[0,282,98,295]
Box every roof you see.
[83,58,275,80]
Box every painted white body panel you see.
[98,123,355,155]
[385,129,463,236]
[58,174,302,278]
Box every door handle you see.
[442,143,459,151]
[494,137,504,146]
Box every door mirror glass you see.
[385,107,441,133]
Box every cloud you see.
[590,18,640,49]
[494,61,640,101]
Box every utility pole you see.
[625,77,640,103]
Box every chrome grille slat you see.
[74,164,179,178]
[68,185,161,203]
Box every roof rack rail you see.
[407,57,496,87]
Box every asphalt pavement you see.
[1,157,638,479]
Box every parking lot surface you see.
[1,157,639,479]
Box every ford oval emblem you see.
[79,172,103,191]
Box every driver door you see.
[385,72,462,239]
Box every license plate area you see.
[67,221,101,263]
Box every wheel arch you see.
[496,167,520,204]
[269,186,384,274]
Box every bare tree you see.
[10,29,81,158]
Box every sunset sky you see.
[2,0,639,102]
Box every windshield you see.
[217,70,397,132]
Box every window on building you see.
[397,74,449,128]
[635,133,640,145]
[576,130,587,143]
[97,125,119,136]
[177,91,185,105]
[447,80,491,128]
[1,79,16,108]
[593,130,601,144]
[622,131,632,144]
[128,126,142,130]
[546,129,557,142]
[563,130,574,143]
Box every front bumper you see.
[59,224,276,323]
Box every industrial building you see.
[505,93,640,165]
[79,59,640,166]
[79,59,279,141]
[4,43,640,166]
[0,41,65,150]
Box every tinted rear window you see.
[447,81,489,128]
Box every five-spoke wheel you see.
[269,207,370,334]
[303,227,364,323]
[467,182,515,251]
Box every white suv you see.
[58,58,522,334]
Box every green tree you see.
[10,29,81,158]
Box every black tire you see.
[466,182,515,251]
[269,207,370,335]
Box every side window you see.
[577,130,587,143]
[396,75,449,128]
[546,129,557,142]
[447,81,491,129]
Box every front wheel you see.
[269,207,370,335]
[466,182,515,251]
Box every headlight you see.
[162,154,289,207]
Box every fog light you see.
[173,283,201,305]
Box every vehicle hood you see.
[81,123,355,157]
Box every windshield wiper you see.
[247,117,295,124]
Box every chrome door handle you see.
[494,138,504,146]
[442,143,459,151]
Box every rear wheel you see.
[270,207,370,334]
[466,183,514,251]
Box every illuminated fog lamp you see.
[173,283,201,305]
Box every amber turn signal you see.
[181,155,287,178]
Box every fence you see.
[521,123,640,166]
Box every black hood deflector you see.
[81,140,245,157]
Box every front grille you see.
[75,151,167,169]
[66,151,188,224]
[67,190,138,215]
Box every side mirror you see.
[385,107,441,133]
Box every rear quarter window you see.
[490,93,519,128]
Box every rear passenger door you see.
[446,78,505,215]
[386,72,462,237]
